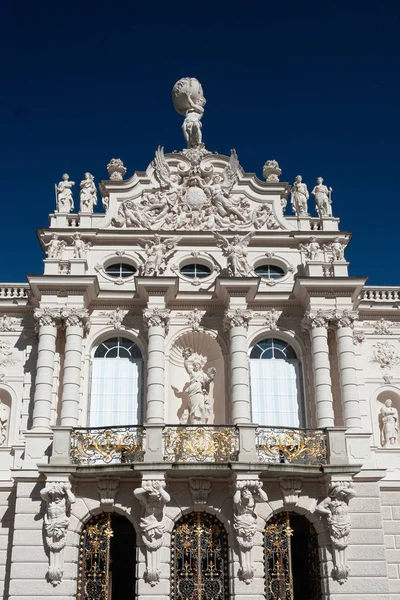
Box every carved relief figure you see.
[214,231,254,277]
[312,177,332,218]
[45,233,66,260]
[291,175,309,215]
[79,172,97,213]
[182,348,216,424]
[233,479,268,583]
[0,399,10,446]
[56,174,75,213]
[40,481,76,586]
[71,233,90,259]
[134,479,170,585]
[316,481,356,584]
[380,399,398,446]
[138,235,181,276]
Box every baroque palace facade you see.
[0,78,400,600]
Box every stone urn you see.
[263,159,282,182]
[107,158,127,181]
[172,78,206,116]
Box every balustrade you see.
[256,426,327,465]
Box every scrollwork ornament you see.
[233,478,268,583]
[316,481,356,584]
[264,309,281,331]
[40,480,76,586]
[373,341,400,371]
[224,308,252,330]
[100,308,128,330]
[134,479,170,586]
[143,308,171,331]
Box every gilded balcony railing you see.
[70,425,144,465]
[163,425,239,463]
[256,426,327,466]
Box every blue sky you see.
[1,1,399,284]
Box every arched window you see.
[250,338,305,427]
[89,337,143,427]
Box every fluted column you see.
[224,308,252,424]
[60,308,90,427]
[143,308,170,423]
[32,308,61,431]
[331,310,362,430]
[302,310,335,427]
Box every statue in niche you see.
[181,348,216,424]
[79,172,97,213]
[40,480,76,586]
[214,231,254,277]
[291,175,309,215]
[71,233,91,259]
[312,177,332,218]
[0,399,10,446]
[380,399,398,446]
[45,233,66,260]
[316,481,356,584]
[233,480,268,583]
[137,235,181,276]
[134,479,170,586]
[56,174,75,213]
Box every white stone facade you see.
[0,78,399,600]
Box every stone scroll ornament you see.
[134,479,171,586]
[233,479,268,583]
[315,481,356,584]
[40,480,76,586]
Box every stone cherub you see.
[40,480,76,586]
[56,174,75,213]
[137,235,181,276]
[45,233,66,260]
[299,236,320,261]
[134,480,170,585]
[181,347,216,425]
[316,481,356,584]
[214,231,254,277]
[380,399,398,446]
[71,233,91,259]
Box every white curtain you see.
[89,358,142,427]
[250,359,304,427]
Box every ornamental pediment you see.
[100,146,292,232]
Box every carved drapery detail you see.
[134,478,170,586]
[233,478,268,583]
[223,308,252,330]
[143,308,171,331]
[40,480,76,586]
[316,481,356,584]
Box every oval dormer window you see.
[180,263,212,279]
[254,264,285,280]
[104,263,136,279]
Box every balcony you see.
[49,424,347,469]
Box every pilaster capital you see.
[142,307,171,331]
[223,308,252,330]
[61,308,91,334]
[301,309,331,331]
[34,307,62,329]
[330,309,358,330]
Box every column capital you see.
[223,308,252,330]
[330,309,358,330]
[143,307,171,331]
[301,309,331,331]
[61,308,91,333]
[34,307,62,329]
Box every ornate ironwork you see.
[171,512,229,600]
[78,514,113,600]
[163,425,239,462]
[264,513,294,600]
[71,425,144,465]
[256,427,327,465]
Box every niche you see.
[377,389,400,448]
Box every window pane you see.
[180,263,211,278]
[254,264,284,279]
[105,263,136,278]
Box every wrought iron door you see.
[264,513,294,600]
[171,512,229,600]
[78,514,113,600]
